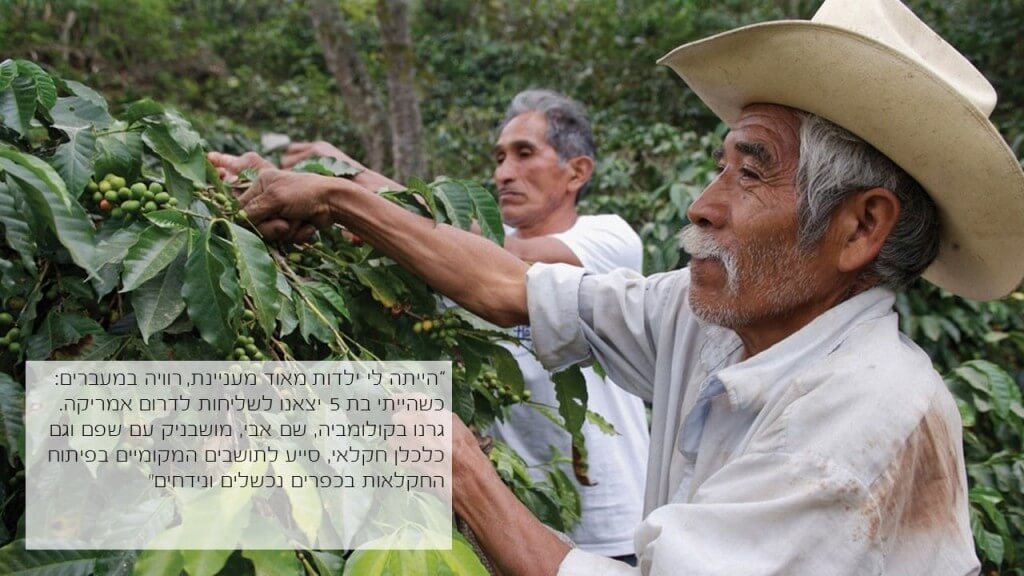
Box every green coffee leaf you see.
[352,265,400,308]
[555,365,589,433]
[296,285,338,344]
[0,539,98,576]
[0,182,38,276]
[180,550,233,576]
[292,156,361,177]
[63,80,107,111]
[462,179,504,244]
[553,365,589,481]
[305,551,344,576]
[0,373,24,466]
[306,281,350,321]
[50,96,113,130]
[132,254,187,343]
[0,74,35,137]
[0,60,15,92]
[971,507,1005,566]
[586,409,619,436]
[121,227,189,292]
[50,126,96,198]
[25,312,104,361]
[16,60,56,110]
[132,546,183,576]
[227,222,281,338]
[243,550,303,576]
[143,209,189,230]
[183,228,241,353]
[0,148,97,277]
[142,114,205,187]
[406,176,439,219]
[94,128,143,182]
[491,345,525,396]
[431,177,475,230]
[122,98,165,125]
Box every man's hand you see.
[208,151,275,183]
[281,140,367,171]
[238,168,366,242]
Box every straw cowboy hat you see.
[659,0,1024,301]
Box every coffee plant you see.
[0,59,588,575]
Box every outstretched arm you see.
[237,168,531,327]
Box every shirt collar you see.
[704,286,897,413]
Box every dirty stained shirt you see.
[525,264,979,576]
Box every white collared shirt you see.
[526,264,979,575]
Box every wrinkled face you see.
[492,112,575,229]
[682,104,831,328]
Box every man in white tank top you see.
[258,90,650,561]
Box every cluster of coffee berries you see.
[231,329,266,361]
[412,309,461,344]
[286,243,323,268]
[88,174,176,220]
[0,312,20,354]
[206,190,247,222]
[477,368,531,403]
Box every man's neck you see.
[512,207,579,239]
[734,282,862,358]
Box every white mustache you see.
[679,224,739,292]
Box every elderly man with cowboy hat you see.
[214,0,1024,573]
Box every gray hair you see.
[796,113,941,291]
[499,89,596,200]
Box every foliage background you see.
[1,0,1023,573]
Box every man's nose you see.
[687,176,729,229]
[494,159,515,185]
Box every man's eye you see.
[740,168,760,180]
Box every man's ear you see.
[566,156,594,197]
[834,187,900,273]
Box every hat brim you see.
[659,21,1024,300]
